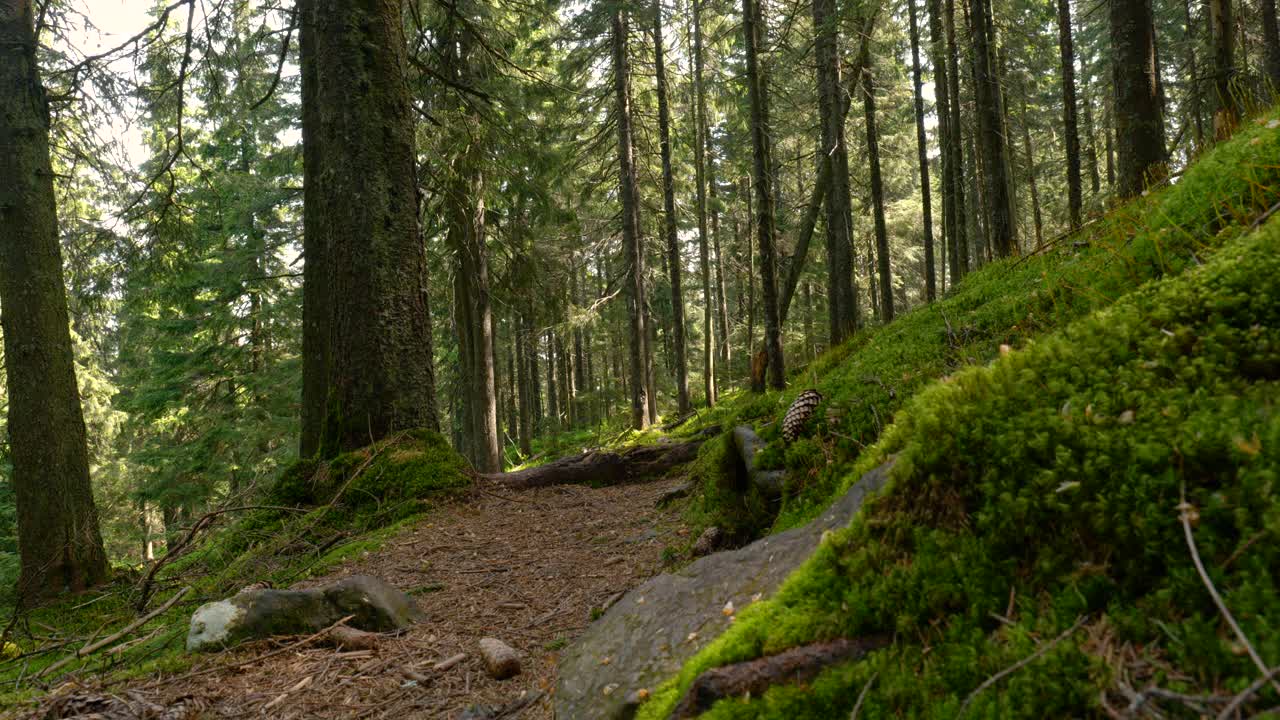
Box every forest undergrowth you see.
[638,107,1280,718]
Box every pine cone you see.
[782,389,823,443]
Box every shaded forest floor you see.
[20,475,690,719]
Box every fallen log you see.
[482,438,707,490]
[668,635,891,719]
[731,425,786,498]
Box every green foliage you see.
[637,116,1280,719]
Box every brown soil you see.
[33,477,689,719]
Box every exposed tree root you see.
[668,635,891,719]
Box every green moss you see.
[639,112,1280,719]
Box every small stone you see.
[478,637,521,680]
[1118,410,1135,425]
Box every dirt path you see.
[107,477,688,719]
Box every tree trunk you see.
[445,110,500,471]
[743,0,785,390]
[545,330,560,430]
[612,10,652,429]
[1209,0,1239,139]
[1111,0,1167,198]
[969,0,1015,257]
[1184,0,1206,155]
[945,0,968,280]
[299,0,438,458]
[908,0,936,301]
[692,0,717,407]
[654,0,691,415]
[1020,94,1044,249]
[860,50,894,322]
[1264,0,1280,90]
[711,177,731,381]
[927,0,952,296]
[813,0,858,343]
[0,0,110,603]
[1056,0,1082,230]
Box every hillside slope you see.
[640,112,1280,718]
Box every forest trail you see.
[38,475,690,719]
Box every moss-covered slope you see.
[678,111,1280,540]
[642,114,1280,718]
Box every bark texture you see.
[299,0,439,458]
[1265,0,1280,89]
[969,0,1015,257]
[0,0,110,603]
[1209,0,1238,139]
[908,0,936,301]
[861,50,894,322]
[612,11,653,429]
[1056,0,1082,230]
[692,0,717,407]
[654,0,691,415]
[668,636,890,719]
[813,0,858,342]
[1111,0,1167,198]
[743,0,785,389]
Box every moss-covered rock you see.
[187,575,424,651]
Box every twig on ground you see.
[1217,666,1280,720]
[849,671,878,720]
[38,586,192,680]
[956,616,1088,718]
[141,615,357,690]
[1180,484,1280,698]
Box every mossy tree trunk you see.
[0,0,110,604]
[298,0,439,459]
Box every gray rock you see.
[186,574,423,651]
[554,461,892,720]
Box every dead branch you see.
[1216,666,1280,720]
[140,615,357,690]
[481,439,704,490]
[956,616,1088,719]
[849,670,878,720]
[1180,487,1280,698]
[38,586,191,680]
